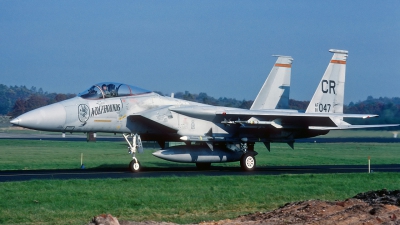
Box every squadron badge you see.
[78,104,90,123]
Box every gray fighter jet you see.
[10,50,397,172]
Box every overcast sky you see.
[1,1,399,103]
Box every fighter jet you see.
[10,49,397,172]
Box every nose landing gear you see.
[129,158,140,172]
[123,133,143,172]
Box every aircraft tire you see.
[240,153,256,171]
[196,162,211,170]
[129,159,140,172]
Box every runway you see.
[1,164,400,182]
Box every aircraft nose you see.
[10,103,66,131]
[10,117,20,125]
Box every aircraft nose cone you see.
[11,103,66,131]
[10,118,20,125]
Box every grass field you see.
[1,173,400,224]
[0,139,399,170]
[0,139,400,224]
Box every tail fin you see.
[306,49,348,114]
[250,55,293,110]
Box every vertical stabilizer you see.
[251,55,293,110]
[306,49,348,114]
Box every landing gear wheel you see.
[129,159,140,172]
[196,162,211,170]
[240,153,256,171]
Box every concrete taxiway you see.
[1,164,400,182]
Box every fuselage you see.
[11,82,328,144]
[12,91,195,132]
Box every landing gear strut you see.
[123,133,143,173]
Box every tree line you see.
[1,84,399,126]
[0,84,75,118]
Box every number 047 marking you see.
[314,103,331,112]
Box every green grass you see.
[322,129,399,138]
[0,140,399,170]
[255,142,400,166]
[0,139,188,170]
[1,173,400,224]
[1,139,400,224]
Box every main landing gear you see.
[123,134,143,173]
[239,141,257,172]
[240,152,256,171]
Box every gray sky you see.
[1,1,399,103]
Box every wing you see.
[170,106,396,130]
[126,106,180,141]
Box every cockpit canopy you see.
[78,82,152,99]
